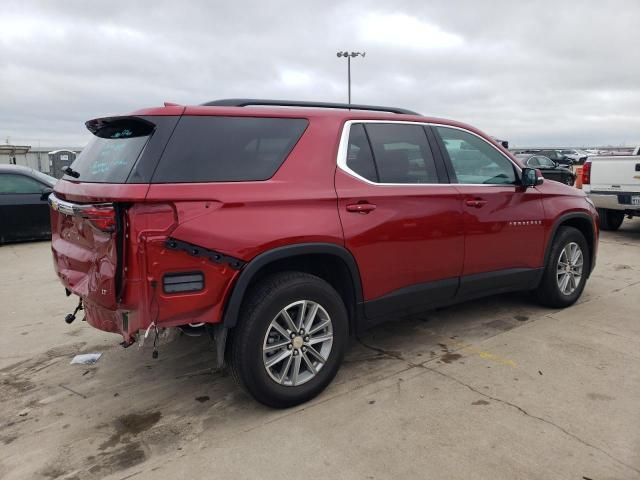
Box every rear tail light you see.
[49,193,117,232]
[79,205,116,232]
[582,161,591,185]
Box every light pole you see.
[336,51,366,105]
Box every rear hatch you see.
[50,115,180,310]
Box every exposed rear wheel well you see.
[245,254,358,333]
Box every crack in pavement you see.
[356,337,640,476]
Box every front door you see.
[335,122,464,322]
[433,126,546,297]
[0,173,51,243]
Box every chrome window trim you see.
[336,119,522,187]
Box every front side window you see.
[0,174,45,194]
[364,123,438,184]
[436,127,516,185]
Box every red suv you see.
[49,99,599,407]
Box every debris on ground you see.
[70,353,102,365]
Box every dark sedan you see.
[0,165,56,244]
[515,154,576,186]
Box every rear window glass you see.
[152,116,308,183]
[66,118,153,183]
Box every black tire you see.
[598,208,624,231]
[535,226,590,308]
[229,271,348,408]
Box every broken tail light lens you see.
[79,205,116,232]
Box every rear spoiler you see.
[85,116,155,138]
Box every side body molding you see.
[222,243,364,328]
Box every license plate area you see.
[632,195,640,206]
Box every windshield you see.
[64,117,154,183]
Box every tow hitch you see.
[64,297,84,324]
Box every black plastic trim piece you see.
[361,277,459,328]
[114,203,126,301]
[457,268,543,300]
[358,268,544,331]
[202,98,420,116]
[423,126,452,183]
[222,243,364,329]
[165,238,246,270]
[543,212,597,275]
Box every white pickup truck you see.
[583,146,640,230]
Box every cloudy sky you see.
[1,0,639,148]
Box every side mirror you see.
[521,168,543,188]
[40,188,53,201]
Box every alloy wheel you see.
[556,242,584,295]
[262,300,333,386]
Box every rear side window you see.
[365,123,438,184]
[152,116,308,183]
[66,117,154,183]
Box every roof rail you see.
[201,98,420,115]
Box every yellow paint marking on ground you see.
[442,338,518,368]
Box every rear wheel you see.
[535,226,590,308]
[598,208,624,231]
[230,272,348,408]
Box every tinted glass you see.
[365,123,438,184]
[153,116,308,183]
[66,117,153,183]
[0,174,45,194]
[436,127,516,185]
[346,124,378,182]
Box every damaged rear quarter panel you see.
[124,203,240,334]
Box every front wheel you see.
[535,226,590,308]
[230,272,348,408]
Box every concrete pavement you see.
[1,220,639,480]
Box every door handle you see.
[465,198,487,208]
[346,202,377,214]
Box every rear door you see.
[0,173,50,242]
[433,126,546,297]
[335,121,464,321]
